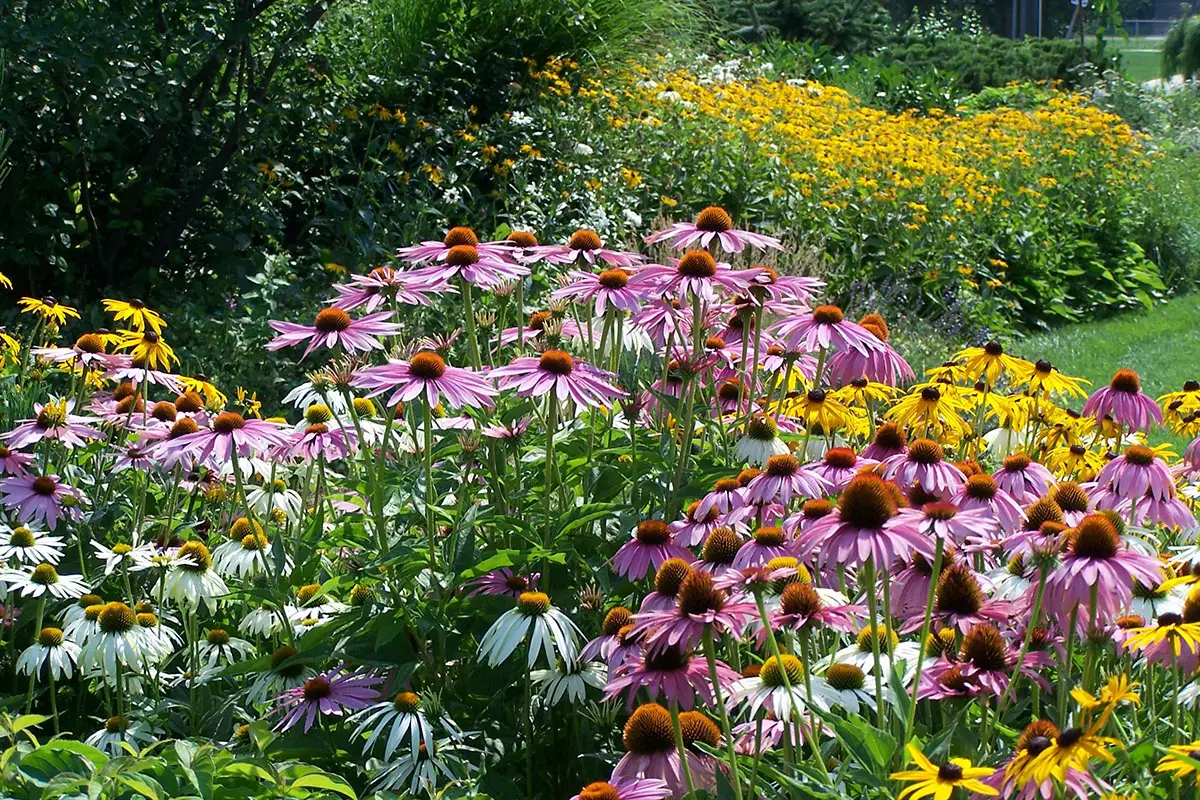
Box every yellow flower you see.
[620,168,642,189]
[886,384,972,439]
[236,387,262,419]
[0,272,11,290]
[18,297,80,326]
[102,299,166,334]
[953,342,1032,386]
[1009,359,1090,399]
[890,743,997,800]
[115,329,177,371]
[1044,443,1106,480]
[776,389,855,433]
[180,376,228,408]
[1023,716,1120,784]
[1157,742,1200,778]
[831,380,897,408]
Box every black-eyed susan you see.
[924,361,971,385]
[953,341,1031,386]
[180,375,228,408]
[885,384,972,439]
[1024,716,1120,783]
[777,388,855,433]
[101,299,166,334]
[0,271,11,290]
[1157,742,1200,778]
[1044,443,1106,481]
[18,296,80,326]
[1010,358,1090,399]
[831,377,898,408]
[890,743,997,800]
[115,329,177,371]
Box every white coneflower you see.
[213,521,285,579]
[84,715,159,755]
[246,479,303,521]
[531,658,607,707]
[821,625,920,684]
[17,626,81,680]
[240,604,284,638]
[809,663,879,714]
[1,562,89,599]
[199,628,255,668]
[135,610,180,664]
[284,584,349,623]
[90,540,155,576]
[478,591,581,668]
[735,414,789,466]
[0,524,65,565]
[246,644,316,705]
[728,654,809,719]
[63,592,104,628]
[161,541,227,612]
[79,602,149,676]
[64,599,105,643]
[350,690,458,761]
[369,740,465,795]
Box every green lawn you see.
[1107,35,1164,84]
[1015,294,1200,399]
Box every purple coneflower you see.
[0,445,33,477]
[641,559,693,613]
[553,269,645,316]
[272,668,383,732]
[1082,369,1163,432]
[611,521,691,581]
[634,571,756,652]
[570,777,672,800]
[610,704,712,796]
[771,305,885,357]
[896,500,992,547]
[691,527,745,584]
[803,447,878,493]
[644,206,782,253]
[406,243,528,289]
[951,474,1027,537]
[669,501,724,548]
[351,352,496,409]
[329,266,438,311]
[695,477,748,521]
[286,423,357,463]
[1093,444,1174,503]
[825,315,914,386]
[630,250,761,305]
[267,308,400,359]
[0,474,84,530]
[491,350,623,409]
[992,454,1057,504]
[861,421,907,462]
[732,527,794,570]
[164,412,290,464]
[796,474,930,570]
[744,454,831,507]
[581,606,636,662]
[33,332,122,371]
[771,581,862,634]
[1041,514,1162,627]
[882,438,965,499]
[395,226,514,263]
[6,399,101,450]
[604,643,736,710]
[535,229,644,269]
[464,568,539,598]
[905,564,1015,634]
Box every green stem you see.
[703,628,745,800]
[902,538,944,743]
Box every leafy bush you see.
[722,0,894,54]
[1162,13,1200,79]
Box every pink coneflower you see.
[896,501,993,547]
[480,418,531,440]
[271,668,383,732]
[491,350,624,409]
[669,501,724,548]
[0,474,84,530]
[861,422,907,462]
[1126,495,1197,529]
[731,527,794,569]
[286,423,357,462]
[535,229,644,268]
[611,521,691,580]
[570,777,672,800]
[496,311,590,348]
[1121,613,1200,672]
[992,454,1057,504]
[1082,369,1163,432]
[803,447,878,493]
[406,244,529,289]
[1041,514,1162,627]
[102,360,183,394]
[905,564,1015,634]
[464,568,540,598]
[696,477,748,521]
[629,298,690,349]
[644,206,782,253]
[891,548,956,617]
[351,352,496,409]
[395,226,513,263]
[744,267,822,305]
[744,454,831,507]
[733,716,821,756]
[6,400,101,450]
[634,571,757,652]
[771,581,862,634]
[641,559,694,613]
[1093,444,1174,503]
[1186,435,1200,471]
[882,438,965,499]
[610,704,713,796]
[604,643,736,710]
[825,315,913,386]
[553,269,645,316]
[267,308,400,359]
[796,474,931,570]
[581,606,636,662]
[631,251,760,305]
[33,332,122,371]
[956,623,1047,697]
[164,412,290,464]
[771,305,885,357]
[0,446,33,477]
[951,474,1026,537]
[329,266,439,311]
[113,444,156,473]
[691,527,745,584]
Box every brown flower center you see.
[960,623,1009,671]
[409,351,447,379]
[313,307,352,333]
[568,229,602,251]
[907,438,945,465]
[1124,445,1155,466]
[811,305,844,324]
[212,412,246,434]
[444,245,480,266]
[443,226,478,247]
[655,558,693,595]
[1110,369,1141,393]
[31,476,57,496]
[765,454,799,477]
[623,704,675,754]
[538,349,574,375]
[1072,514,1121,560]
[677,571,726,616]
[636,520,671,545]
[702,526,743,564]
[597,269,629,289]
[602,607,635,636]
[677,250,717,278]
[838,475,898,530]
[695,205,733,232]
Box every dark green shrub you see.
[722,0,893,54]
[1163,14,1200,79]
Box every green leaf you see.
[287,772,357,799]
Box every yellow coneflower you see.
[959,384,1018,427]
[1023,716,1120,783]
[236,387,262,419]
[101,299,166,334]
[831,378,898,408]
[18,296,80,326]
[1044,444,1106,480]
[115,329,177,371]
[890,743,997,800]
[1070,674,1140,724]
[777,388,855,433]
[180,376,228,408]
[924,361,971,385]
[1157,742,1200,778]
[953,341,1032,386]
[886,383,972,440]
[1010,359,1090,399]
[0,272,11,290]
